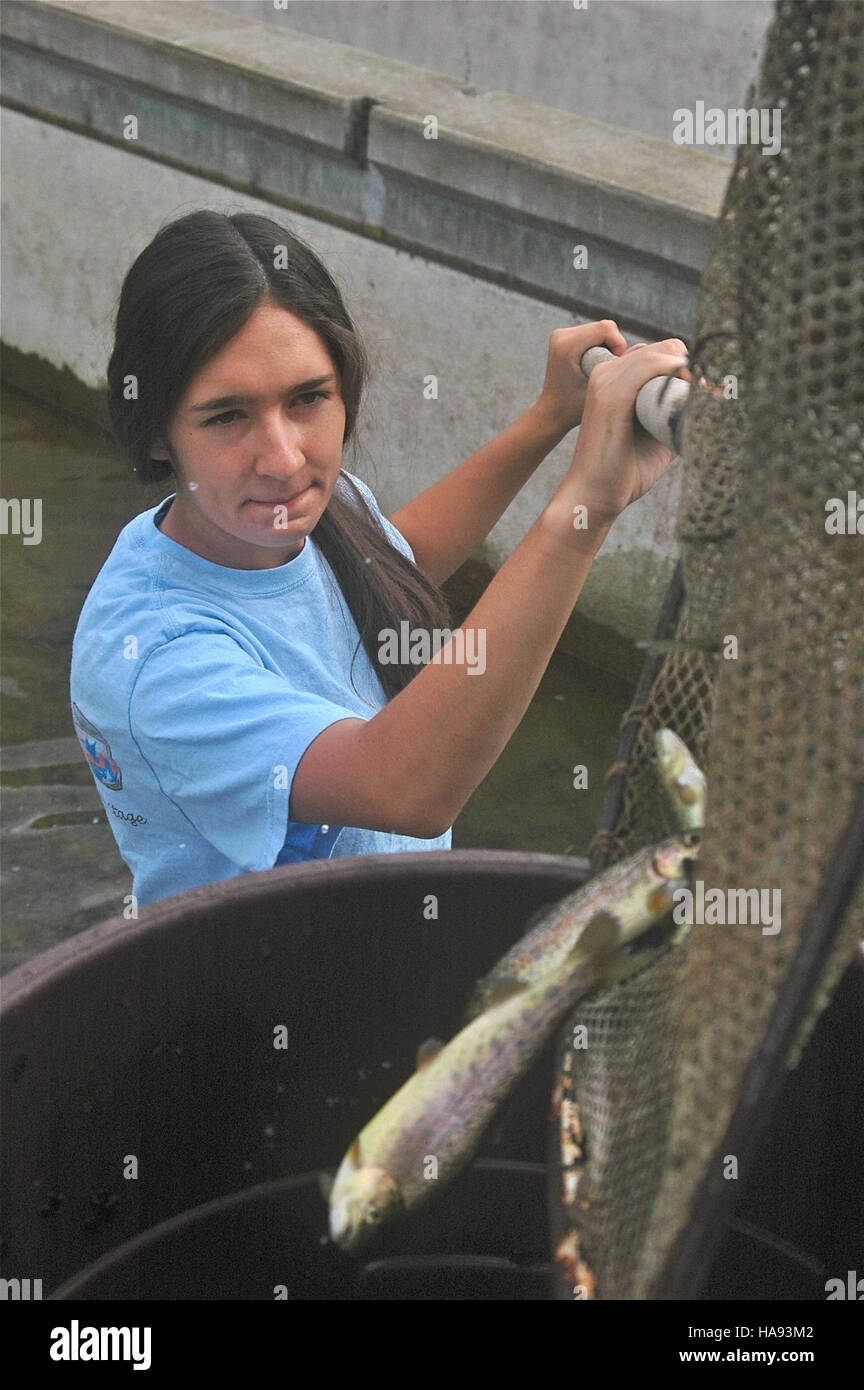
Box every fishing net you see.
[554,0,864,1299]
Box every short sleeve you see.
[129,632,361,871]
[339,471,416,564]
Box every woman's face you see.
[151,301,348,569]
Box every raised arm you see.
[388,321,629,585]
[290,337,689,838]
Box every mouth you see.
[246,485,315,514]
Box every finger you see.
[599,342,689,386]
[599,319,628,357]
[652,337,689,359]
[617,349,690,389]
[589,349,690,411]
[573,319,626,357]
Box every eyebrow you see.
[189,374,338,413]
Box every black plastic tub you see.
[1,850,861,1300]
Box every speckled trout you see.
[329,915,647,1252]
[466,833,698,1019]
[655,728,707,831]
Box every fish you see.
[465,833,698,1020]
[655,727,707,831]
[328,915,652,1253]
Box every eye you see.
[203,392,329,427]
[204,410,242,427]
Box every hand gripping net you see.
[552,0,864,1300]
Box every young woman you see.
[70,209,688,908]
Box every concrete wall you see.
[0,0,740,666]
[200,0,775,153]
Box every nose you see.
[252,409,306,477]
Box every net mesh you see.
[555,0,864,1299]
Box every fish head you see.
[655,729,707,830]
[328,1153,404,1251]
[655,728,686,779]
[653,832,700,883]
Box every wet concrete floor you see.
[0,382,633,974]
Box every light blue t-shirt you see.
[69,472,451,907]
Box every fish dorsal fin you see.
[486,977,530,1008]
[415,1037,444,1071]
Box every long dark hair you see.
[106,208,451,699]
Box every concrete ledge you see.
[1,0,730,337]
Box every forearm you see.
[290,333,686,838]
[355,499,610,834]
[388,400,571,585]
